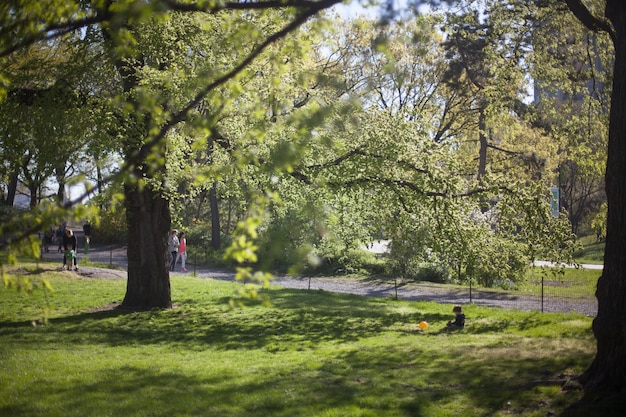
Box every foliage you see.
[573,233,605,264]
[413,262,451,283]
[0,0,597,304]
[529,0,612,235]
[94,206,127,245]
[590,201,607,242]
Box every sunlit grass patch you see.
[0,268,604,417]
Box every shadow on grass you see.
[560,392,626,417]
[1,283,601,416]
[0,336,594,417]
[0,357,439,417]
[0,287,451,350]
[0,286,588,352]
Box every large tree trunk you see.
[121,185,172,309]
[580,0,626,397]
[99,0,173,309]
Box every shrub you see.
[414,263,450,284]
[90,208,127,245]
[179,225,233,268]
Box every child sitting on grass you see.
[446,305,465,329]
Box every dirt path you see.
[40,238,597,317]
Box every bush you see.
[93,208,127,245]
[297,246,388,277]
[414,263,450,284]
[179,225,233,268]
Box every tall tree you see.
[561,0,626,399]
[0,0,352,304]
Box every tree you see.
[1,0,623,405]
[530,1,611,235]
[1,0,364,307]
[296,13,572,283]
[560,0,626,400]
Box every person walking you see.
[176,232,188,272]
[82,220,92,254]
[167,229,180,272]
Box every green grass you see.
[0,262,615,417]
[520,267,600,298]
[573,235,605,264]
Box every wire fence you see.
[40,236,599,317]
[463,277,597,316]
[176,247,601,317]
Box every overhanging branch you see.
[562,0,615,44]
[130,0,340,169]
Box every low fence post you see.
[541,275,545,313]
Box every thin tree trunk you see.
[96,163,104,207]
[210,182,221,250]
[5,170,18,206]
[28,183,37,208]
[55,164,66,204]
[477,107,487,183]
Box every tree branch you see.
[328,176,509,199]
[128,0,342,176]
[162,0,342,13]
[561,0,616,44]
[305,147,430,175]
[0,13,112,59]
[0,0,343,59]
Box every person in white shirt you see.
[167,229,180,271]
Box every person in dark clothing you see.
[56,224,65,253]
[83,220,92,243]
[43,228,53,253]
[62,229,78,271]
[446,305,465,329]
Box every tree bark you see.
[579,0,626,397]
[99,0,174,310]
[121,184,172,309]
[477,107,487,183]
[210,182,221,250]
[5,170,18,206]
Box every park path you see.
[41,231,597,317]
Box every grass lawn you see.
[520,267,600,299]
[0,262,613,417]
[573,235,605,265]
